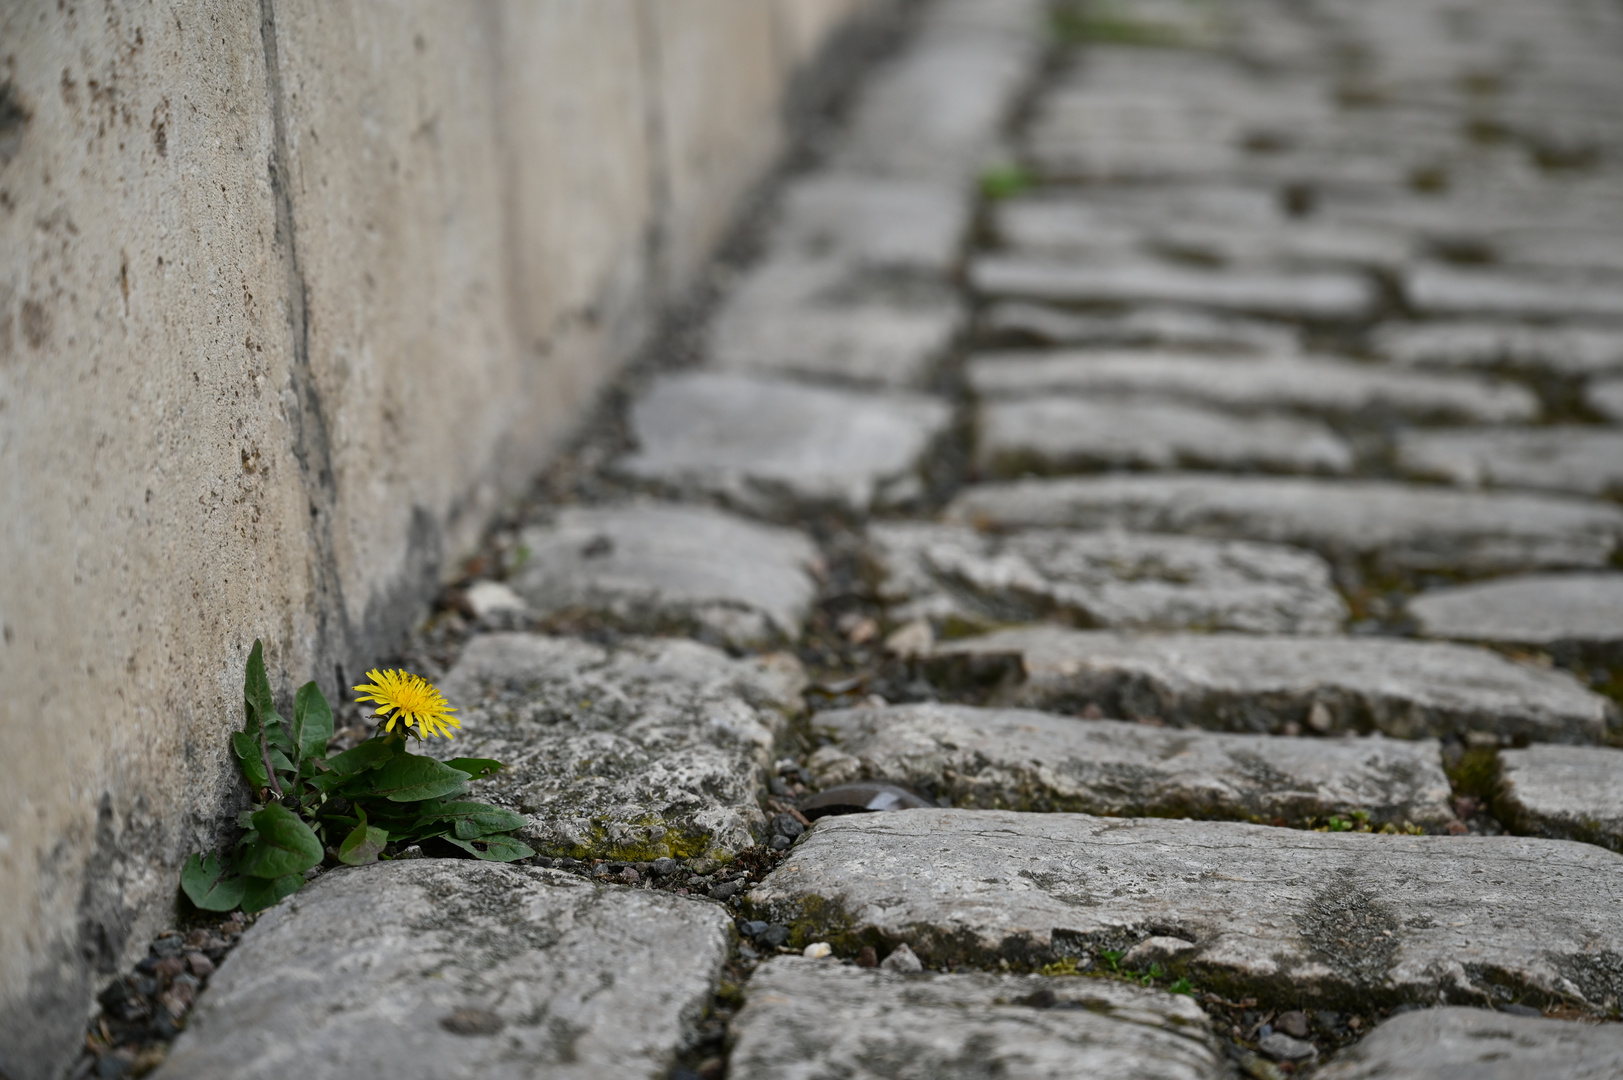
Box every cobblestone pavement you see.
[150,1,1623,1078]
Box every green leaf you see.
[240,873,303,913]
[180,853,245,911]
[243,640,280,730]
[369,753,472,803]
[323,737,398,778]
[444,757,505,781]
[444,834,534,862]
[337,821,389,866]
[237,804,323,879]
[291,681,334,764]
[426,802,527,839]
[231,731,270,791]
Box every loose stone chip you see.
[728,957,1228,1080]
[431,632,803,861]
[1315,1006,1623,1080]
[808,702,1456,827]
[746,809,1623,1010]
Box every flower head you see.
[352,669,460,739]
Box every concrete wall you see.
[0,1,877,1076]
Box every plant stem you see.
[259,720,284,799]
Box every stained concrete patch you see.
[747,809,1623,1009]
[967,350,1538,423]
[431,633,804,860]
[618,372,952,514]
[808,702,1455,827]
[980,301,1300,354]
[868,523,1348,634]
[1407,573,1623,652]
[1406,265,1623,320]
[977,396,1354,475]
[1315,1007,1623,1080]
[1371,321,1623,377]
[511,503,818,647]
[157,860,731,1080]
[970,256,1377,320]
[728,957,1227,1080]
[1495,744,1623,853]
[1397,427,1623,496]
[945,475,1623,576]
[923,626,1614,742]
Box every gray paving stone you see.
[1397,427,1623,496]
[981,301,1300,354]
[510,503,818,647]
[157,860,731,1080]
[978,395,1354,476]
[707,257,964,387]
[431,632,803,860]
[808,702,1455,827]
[1407,265,1623,320]
[971,256,1378,320]
[747,810,1623,1009]
[967,351,1539,423]
[729,957,1227,1080]
[1589,376,1623,422]
[618,372,952,514]
[1495,744,1623,854]
[869,522,1348,635]
[923,626,1615,742]
[770,173,970,274]
[1407,573,1623,652]
[945,475,1623,576]
[1371,321,1623,377]
[1315,1007,1623,1080]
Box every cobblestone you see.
[1408,573,1623,653]
[981,301,1300,354]
[924,626,1615,742]
[1396,427,1623,496]
[1315,1007,1623,1080]
[808,702,1455,827]
[769,173,970,274]
[1495,744,1623,853]
[1406,265,1623,320]
[1370,321,1623,377]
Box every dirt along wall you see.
[0,2,878,1076]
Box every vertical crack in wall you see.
[258,0,353,694]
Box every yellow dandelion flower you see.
[352,669,460,740]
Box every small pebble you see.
[620,867,640,884]
[1275,1010,1309,1038]
[803,942,833,959]
[651,857,679,877]
[856,946,878,968]
[1258,1031,1317,1063]
[185,951,215,977]
[879,943,924,973]
[770,835,791,850]
[742,920,769,938]
[760,924,790,948]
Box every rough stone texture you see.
[1315,1007,1623,1080]
[1371,322,1623,377]
[970,256,1378,321]
[1407,266,1623,320]
[748,809,1623,1009]
[1398,428,1623,496]
[967,351,1539,424]
[945,475,1623,576]
[1589,376,1623,423]
[431,632,805,860]
[768,173,970,274]
[977,397,1354,475]
[617,372,952,514]
[924,626,1615,743]
[1494,745,1623,853]
[868,523,1348,635]
[729,957,1227,1080]
[981,302,1300,354]
[1408,573,1623,653]
[156,860,731,1080]
[808,703,1455,827]
[706,256,964,387]
[511,503,818,647]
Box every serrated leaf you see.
[445,757,505,781]
[292,681,333,763]
[231,731,270,791]
[181,853,246,912]
[240,873,303,913]
[337,821,389,866]
[368,753,471,803]
[444,835,535,862]
[237,804,323,879]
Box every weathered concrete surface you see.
[808,703,1456,827]
[982,302,1300,354]
[1371,322,1623,377]
[1397,428,1623,496]
[945,475,1623,576]
[747,810,1623,1009]
[1315,1007,1623,1080]
[618,372,952,514]
[432,632,805,860]
[1406,266,1623,320]
[511,503,818,647]
[977,397,1354,475]
[729,957,1228,1080]
[967,351,1538,423]
[1407,573,1623,652]
[868,523,1348,634]
[1589,376,1623,423]
[924,626,1615,742]
[156,860,731,1080]
[1495,745,1623,853]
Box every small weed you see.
[980,164,1034,201]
